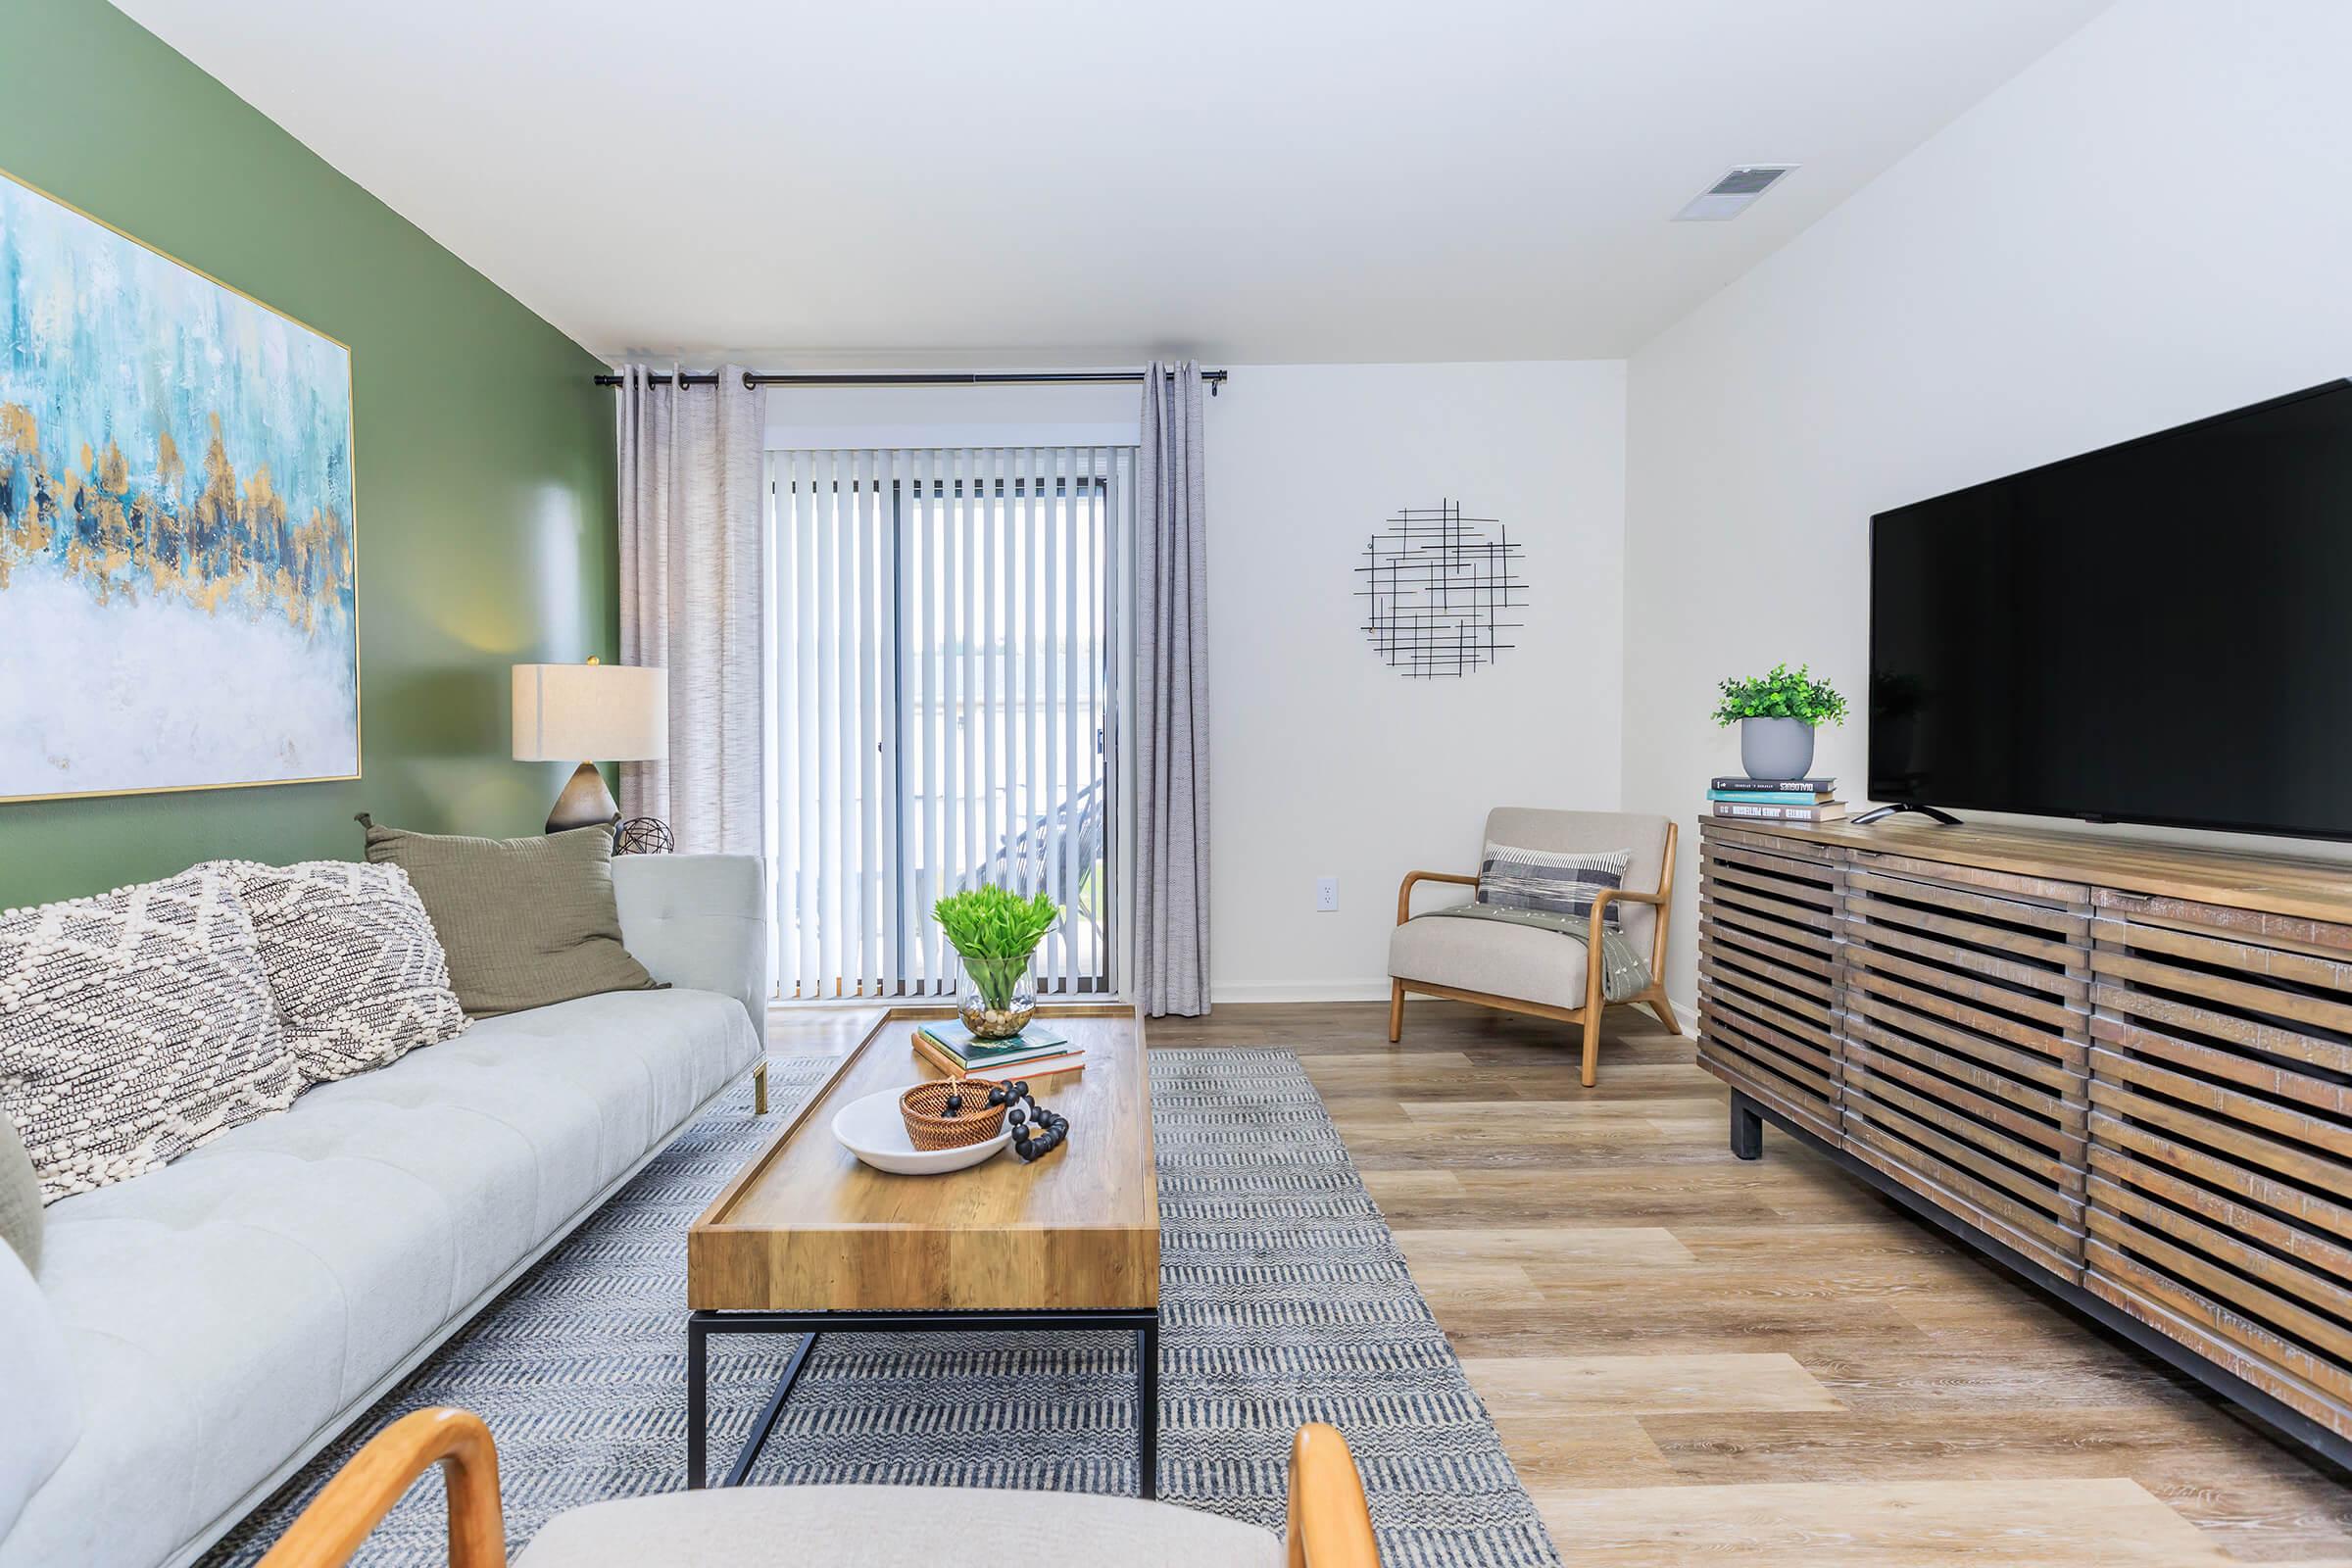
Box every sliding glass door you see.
[771,446,1130,1000]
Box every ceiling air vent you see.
[1674,165,1796,221]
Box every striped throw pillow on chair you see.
[1476,842,1633,926]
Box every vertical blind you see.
[772,445,1132,999]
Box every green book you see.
[914,1021,1074,1067]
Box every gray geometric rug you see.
[204,1048,1559,1568]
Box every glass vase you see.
[956,955,1037,1041]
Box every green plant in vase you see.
[1712,662,1848,781]
[934,885,1061,1040]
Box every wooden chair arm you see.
[1396,869,1478,925]
[1287,1422,1379,1568]
[258,1407,506,1568]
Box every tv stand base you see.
[1850,801,1961,826]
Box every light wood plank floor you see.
[771,1000,2352,1565]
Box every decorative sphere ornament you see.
[614,817,674,855]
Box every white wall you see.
[763,380,1139,449]
[758,366,1626,1006]
[1209,361,1627,1002]
[1622,0,2352,1011]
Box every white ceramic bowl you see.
[831,1086,1011,1175]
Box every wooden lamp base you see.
[546,760,619,835]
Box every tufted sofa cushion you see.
[0,1245,75,1542]
[0,986,760,1568]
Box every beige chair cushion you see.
[1482,808,1669,953]
[516,1483,1285,1568]
[1390,910,1591,1009]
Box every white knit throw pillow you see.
[223,860,468,1083]
[0,865,299,1202]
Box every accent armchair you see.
[1390,808,1679,1087]
[256,1406,1381,1568]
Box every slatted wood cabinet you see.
[1697,816,2352,1468]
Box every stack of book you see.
[911,1019,1087,1080]
[1707,775,1847,823]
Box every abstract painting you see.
[1355,499,1526,677]
[0,169,358,803]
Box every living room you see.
[5,2,2351,1565]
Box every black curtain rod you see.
[593,368,1227,394]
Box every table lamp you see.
[512,659,667,834]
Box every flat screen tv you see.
[1869,379,2352,841]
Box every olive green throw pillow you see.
[358,818,658,1016]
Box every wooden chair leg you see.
[1645,993,1681,1035]
[753,1059,769,1115]
[1579,936,1608,1088]
[1387,980,1404,1043]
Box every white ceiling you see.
[116,0,2109,367]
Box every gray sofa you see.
[0,854,769,1568]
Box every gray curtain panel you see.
[1136,361,1210,1016]
[615,364,765,856]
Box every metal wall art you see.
[1355,499,1525,677]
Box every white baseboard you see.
[1211,979,1396,1004]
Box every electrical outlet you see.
[1315,876,1340,911]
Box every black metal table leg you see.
[687,1307,1160,1491]
[723,1332,820,1489]
[686,1314,710,1490]
[1137,1316,1160,1499]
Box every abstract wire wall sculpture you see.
[1355,500,1527,677]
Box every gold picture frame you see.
[0,163,361,805]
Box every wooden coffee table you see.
[685,1005,1160,1493]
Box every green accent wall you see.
[1,0,617,906]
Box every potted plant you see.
[1712,663,1849,780]
[933,885,1061,1040]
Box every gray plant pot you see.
[1740,716,1817,781]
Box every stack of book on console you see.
[912,1019,1087,1080]
[1708,776,1847,823]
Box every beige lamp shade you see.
[512,662,668,762]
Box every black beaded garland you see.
[1001,1080,1071,1163]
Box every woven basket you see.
[899,1078,1008,1152]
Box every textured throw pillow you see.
[1476,842,1633,927]
[359,818,658,1016]
[0,1112,38,1274]
[224,859,469,1082]
[0,865,300,1203]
